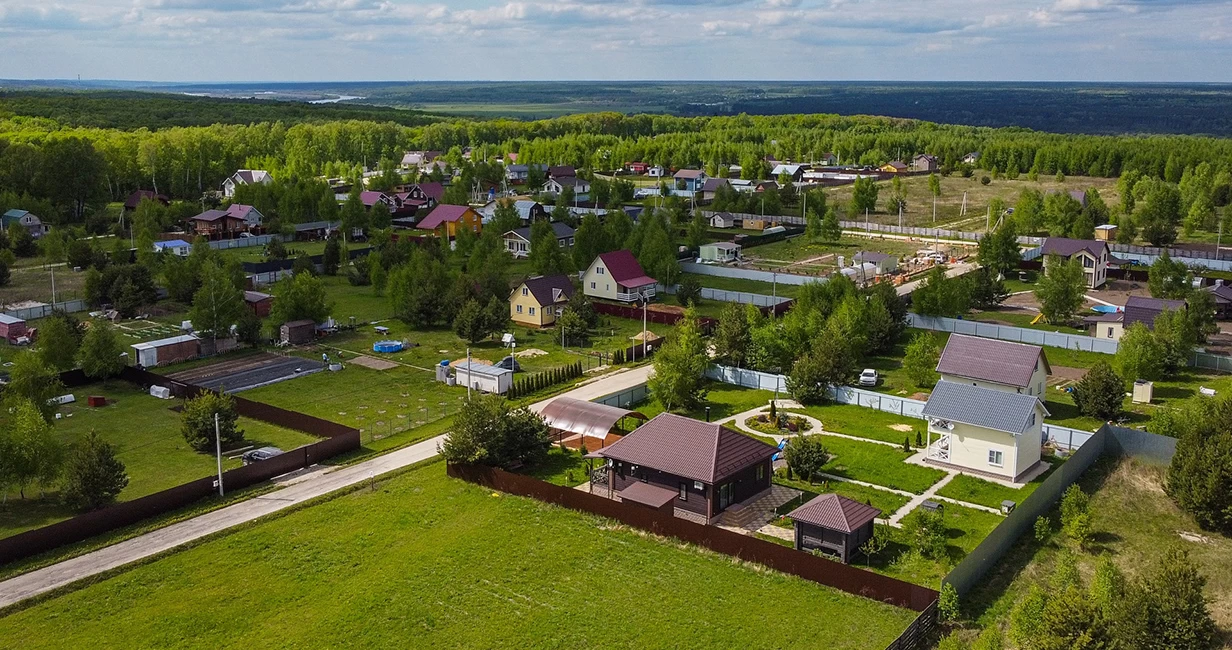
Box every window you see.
[1107,327,1115,339]
[988,450,1004,467]
[521,288,528,296]
[590,282,595,289]
[529,307,536,315]
[1029,412,1036,427]
[597,267,605,275]
[1037,382,1043,395]
[756,464,765,481]
[678,483,687,501]
[516,305,523,314]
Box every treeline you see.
[0,91,442,130]
[5,97,1232,228]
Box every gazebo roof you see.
[539,397,646,439]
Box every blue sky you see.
[1,0,1230,82]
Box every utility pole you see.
[898,204,903,229]
[932,195,936,224]
[642,292,648,361]
[214,413,224,497]
[466,348,472,399]
[961,191,967,217]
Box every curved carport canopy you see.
[540,397,647,438]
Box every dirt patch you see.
[450,357,494,367]
[908,392,931,401]
[349,355,399,371]
[1050,365,1088,382]
[889,424,914,432]
[647,303,685,316]
[513,348,548,358]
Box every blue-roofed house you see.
[153,239,193,257]
[921,381,1049,483]
[2,209,50,239]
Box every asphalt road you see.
[0,364,657,609]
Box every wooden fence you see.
[447,463,938,612]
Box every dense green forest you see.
[2,92,1231,237]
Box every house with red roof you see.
[581,250,657,303]
[415,204,482,242]
[188,206,252,238]
[122,190,169,213]
[787,494,881,563]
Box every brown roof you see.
[591,413,777,484]
[1040,237,1107,259]
[596,250,656,288]
[515,274,575,308]
[936,334,1050,389]
[788,493,881,534]
[618,482,679,509]
[540,397,646,439]
[1124,295,1186,330]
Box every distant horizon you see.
[6,79,1232,87]
[2,0,1229,83]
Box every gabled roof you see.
[1207,283,1232,304]
[189,209,235,223]
[359,191,391,207]
[230,170,270,185]
[244,291,273,303]
[701,178,729,192]
[1040,237,1107,259]
[595,250,655,287]
[224,204,261,221]
[936,333,1050,388]
[508,222,575,242]
[548,165,576,178]
[590,413,778,483]
[154,239,192,249]
[703,242,741,251]
[1124,295,1186,330]
[788,493,881,533]
[294,220,340,232]
[415,182,444,202]
[854,250,895,264]
[549,175,589,188]
[416,204,474,230]
[515,274,575,307]
[922,381,1048,435]
[124,190,168,210]
[884,161,908,170]
[673,169,706,179]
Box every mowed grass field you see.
[0,461,919,649]
[0,382,318,539]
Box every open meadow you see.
[0,461,920,649]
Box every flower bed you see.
[744,414,813,436]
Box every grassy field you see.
[634,382,774,423]
[934,460,1059,510]
[772,475,911,521]
[820,437,947,494]
[678,272,808,300]
[1,262,88,306]
[963,456,1232,639]
[0,461,920,648]
[0,383,318,539]
[869,503,1006,588]
[825,174,1120,230]
[787,403,925,446]
[741,234,925,274]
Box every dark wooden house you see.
[588,413,778,523]
[787,493,881,564]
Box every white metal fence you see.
[681,262,823,287]
[658,284,792,308]
[705,363,1095,450]
[3,299,90,320]
[206,234,279,251]
[907,313,1121,354]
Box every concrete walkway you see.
[0,364,658,610]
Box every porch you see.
[614,284,656,303]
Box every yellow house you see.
[415,204,482,241]
[510,275,575,328]
[922,381,1049,483]
[880,161,908,174]
[936,334,1051,397]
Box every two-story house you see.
[922,381,1049,483]
[936,334,1052,398]
[581,250,656,303]
[673,169,709,193]
[509,274,574,327]
[1039,238,1109,289]
[415,204,482,243]
[503,222,575,259]
[221,169,272,198]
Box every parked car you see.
[241,446,284,465]
[858,369,878,387]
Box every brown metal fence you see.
[0,368,361,566]
[447,463,938,612]
[885,601,939,650]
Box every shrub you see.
[938,582,960,622]
[1034,514,1051,544]
[60,430,129,511]
[784,435,829,484]
[1071,361,1125,421]
[441,394,550,468]
[980,176,991,185]
[903,507,947,559]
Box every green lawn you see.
[0,383,318,539]
[934,460,1059,510]
[0,461,919,649]
[634,382,774,423]
[962,457,1232,637]
[744,235,921,272]
[820,437,947,494]
[862,504,1006,589]
[787,403,925,446]
[523,446,592,487]
[772,474,911,521]
[968,308,1086,335]
[678,272,807,300]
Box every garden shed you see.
[0,314,27,343]
[454,360,513,395]
[787,493,881,564]
[131,334,200,368]
[280,320,316,345]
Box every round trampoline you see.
[373,340,404,353]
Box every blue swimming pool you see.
[1091,305,1121,314]
[373,340,404,353]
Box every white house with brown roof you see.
[581,250,657,303]
[221,170,272,198]
[1039,238,1109,289]
[936,334,1051,397]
